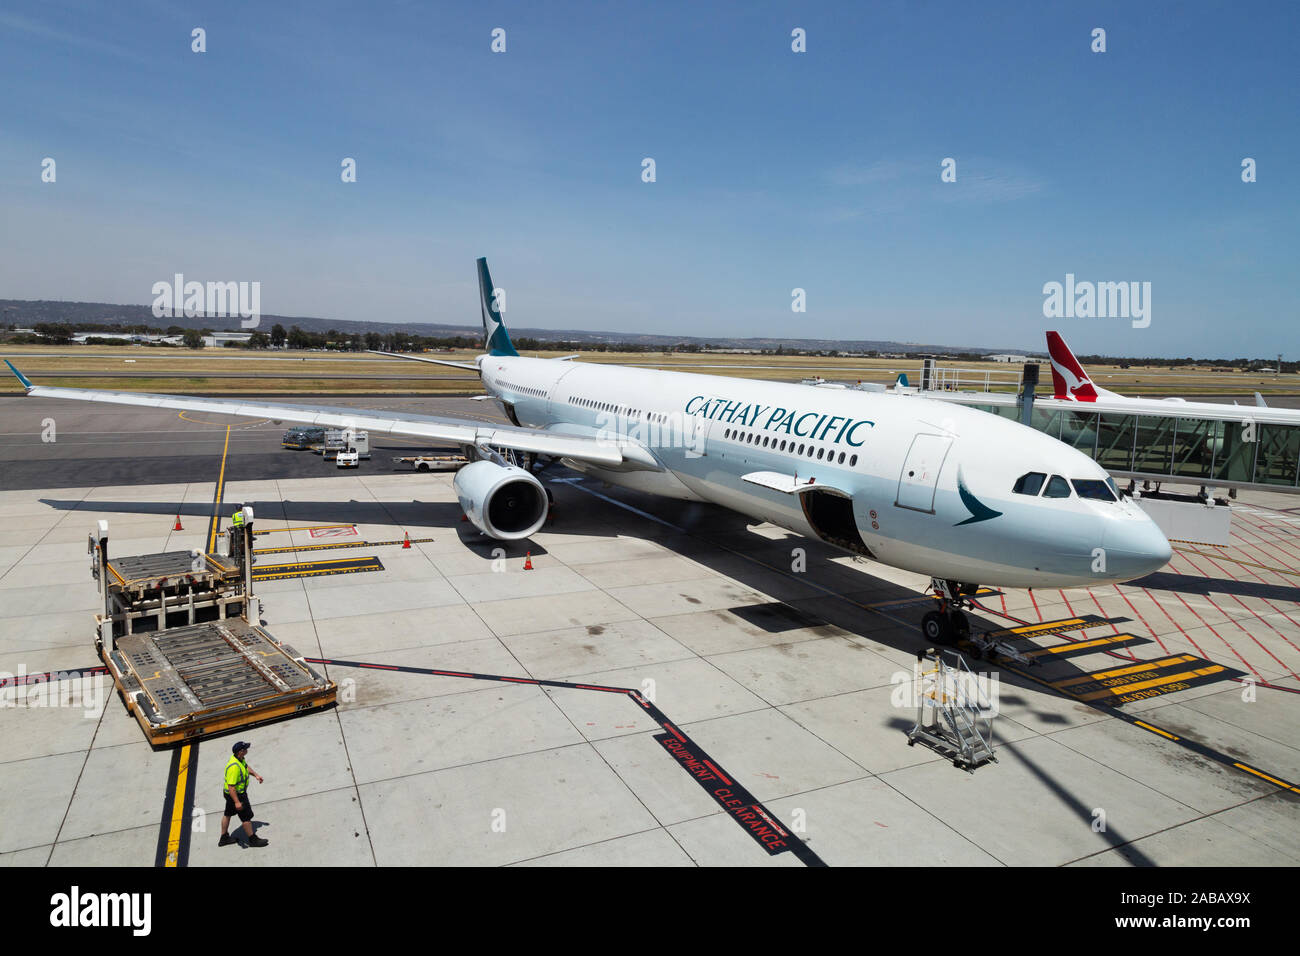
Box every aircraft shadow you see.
[1129,570,1300,604]
[40,497,465,528]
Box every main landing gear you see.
[919,578,979,644]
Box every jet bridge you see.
[913,360,1300,494]
[909,360,1300,545]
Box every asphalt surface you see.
[0,396,510,491]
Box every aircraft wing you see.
[367,349,480,371]
[4,360,639,468]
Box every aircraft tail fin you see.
[896,372,910,388]
[1045,331,1103,401]
[1255,391,1269,408]
[477,257,518,357]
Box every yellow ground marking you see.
[208,426,231,554]
[1077,663,1225,702]
[178,411,269,426]
[1175,548,1300,578]
[1023,634,1138,658]
[1232,762,1300,793]
[164,744,192,867]
[251,524,356,536]
[1053,655,1198,689]
[1009,618,1085,634]
[1134,720,1180,741]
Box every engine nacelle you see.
[453,460,549,540]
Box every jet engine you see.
[452,460,549,540]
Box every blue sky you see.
[1,1,1296,357]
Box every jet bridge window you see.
[1012,472,1046,495]
[1071,478,1117,501]
[1043,475,1072,498]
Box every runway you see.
[1,397,1297,867]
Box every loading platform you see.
[103,619,335,745]
[89,510,337,746]
[100,549,244,635]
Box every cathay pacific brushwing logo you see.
[956,468,1002,526]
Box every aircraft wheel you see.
[921,611,948,644]
[949,610,970,642]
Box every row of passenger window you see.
[723,427,859,467]
[569,396,668,424]
[500,380,546,399]
[1013,472,1119,501]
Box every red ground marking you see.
[1175,551,1299,680]
[1160,563,1262,679]
[703,760,733,785]
[1028,589,1043,622]
[1087,591,1138,660]
[1057,589,1080,623]
[1110,584,1172,655]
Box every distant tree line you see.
[0,319,1293,369]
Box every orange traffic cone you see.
[173,515,183,531]
[523,552,534,571]
[402,532,411,549]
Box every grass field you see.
[1,344,1296,397]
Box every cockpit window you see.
[1072,479,1118,501]
[1043,475,1072,498]
[1106,476,1121,498]
[1013,472,1046,495]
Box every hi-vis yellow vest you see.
[225,755,249,793]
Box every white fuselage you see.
[479,355,1171,589]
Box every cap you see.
[232,741,252,754]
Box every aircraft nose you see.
[1102,518,1172,581]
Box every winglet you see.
[4,359,34,392]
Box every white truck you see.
[318,429,370,461]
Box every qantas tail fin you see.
[477,257,518,357]
[1045,331,1111,401]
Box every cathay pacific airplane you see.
[4,259,1171,643]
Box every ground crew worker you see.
[230,509,246,565]
[219,740,267,847]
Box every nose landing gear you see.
[920,578,978,644]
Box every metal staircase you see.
[907,648,997,770]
